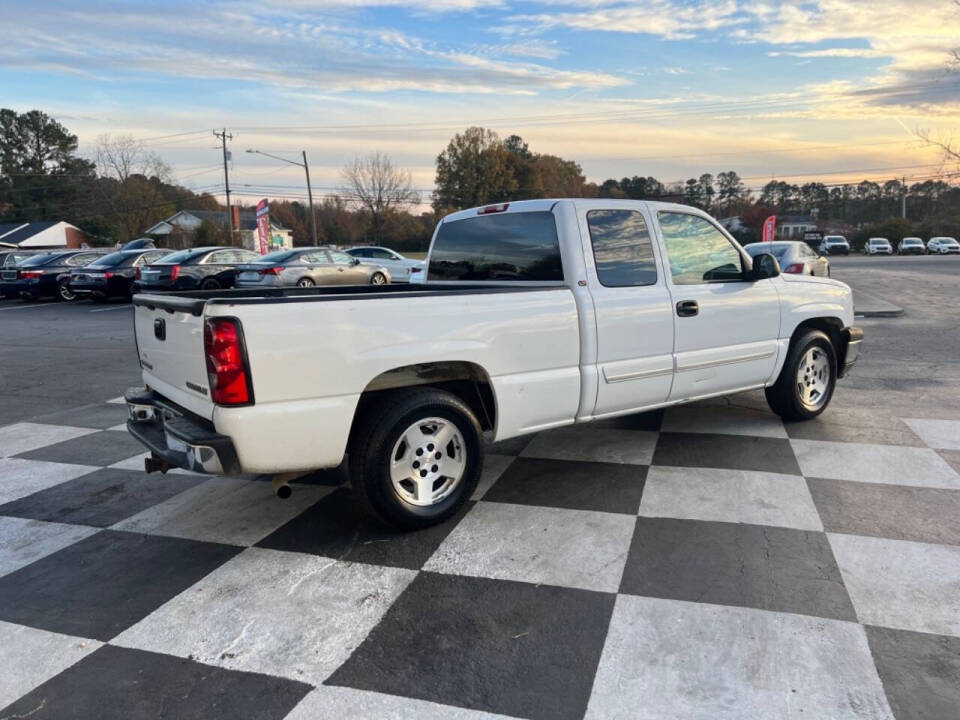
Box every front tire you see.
[58,280,77,302]
[296,277,315,287]
[765,329,837,421]
[349,388,482,529]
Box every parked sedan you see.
[744,241,830,277]
[0,250,43,298]
[0,249,107,301]
[69,248,172,301]
[927,236,960,254]
[236,247,391,288]
[345,246,423,283]
[818,235,850,255]
[136,246,261,292]
[897,237,926,255]
[864,237,893,255]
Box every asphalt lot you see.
[0,257,959,719]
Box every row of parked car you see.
[817,235,960,256]
[0,244,427,302]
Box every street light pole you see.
[245,149,318,246]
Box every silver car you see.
[344,246,425,283]
[235,248,390,288]
[744,241,830,277]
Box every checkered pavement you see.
[1,395,959,719]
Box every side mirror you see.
[352,258,361,265]
[747,252,780,280]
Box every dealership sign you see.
[762,215,777,243]
[255,199,270,255]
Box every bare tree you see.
[94,134,174,243]
[340,152,420,244]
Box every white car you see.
[126,199,862,529]
[864,237,893,255]
[344,246,424,282]
[819,235,850,256]
[927,237,960,254]
[897,237,925,255]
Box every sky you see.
[2,0,959,206]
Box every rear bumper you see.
[125,387,241,475]
[839,327,863,378]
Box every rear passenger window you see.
[429,211,563,281]
[587,210,657,287]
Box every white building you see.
[0,221,92,249]
[143,208,292,251]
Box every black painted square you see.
[483,457,647,514]
[808,477,960,545]
[866,626,960,720]
[620,517,856,621]
[0,644,311,720]
[652,432,801,475]
[326,572,615,720]
[256,487,471,569]
[16,430,147,467]
[0,530,240,640]
[590,409,664,432]
[0,468,203,527]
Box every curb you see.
[852,288,904,318]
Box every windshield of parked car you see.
[153,249,204,264]
[938,237,959,245]
[251,250,300,264]
[745,243,791,262]
[87,252,129,268]
[903,238,921,245]
[869,239,889,245]
[825,237,846,244]
[17,253,61,267]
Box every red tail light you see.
[783,263,805,274]
[135,267,141,280]
[104,271,115,279]
[257,266,284,276]
[170,265,180,282]
[204,318,252,405]
[19,270,44,279]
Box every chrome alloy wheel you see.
[390,417,466,506]
[796,346,831,410]
[371,272,387,285]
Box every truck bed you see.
[132,282,564,316]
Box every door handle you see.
[676,300,699,317]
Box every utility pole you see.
[901,176,907,219]
[245,149,318,245]
[302,151,318,246]
[214,129,234,241]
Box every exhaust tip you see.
[275,484,292,499]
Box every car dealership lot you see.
[0,259,958,719]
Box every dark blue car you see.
[0,249,107,301]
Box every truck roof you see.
[440,198,699,224]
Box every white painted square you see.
[0,517,99,578]
[424,502,635,593]
[585,595,893,720]
[286,686,509,720]
[521,427,657,465]
[0,423,98,458]
[791,439,960,489]
[829,533,960,638]
[903,418,960,450]
[639,466,823,531]
[471,454,514,500]
[661,405,787,438]
[113,547,416,685]
[0,621,102,708]
[112,477,333,546]
[0,458,95,505]
[106,396,126,404]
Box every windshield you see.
[746,244,790,261]
[18,254,60,267]
[870,239,889,245]
[87,252,129,268]
[154,249,202,264]
[251,250,300,264]
[825,237,846,244]
[903,239,921,245]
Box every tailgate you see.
[133,296,214,419]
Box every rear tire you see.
[348,388,482,530]
[201,278,220,290]
[296,277,315,287]
[370,272,387,285]
[765,329,837,421]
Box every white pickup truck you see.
[127,199,862,528]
